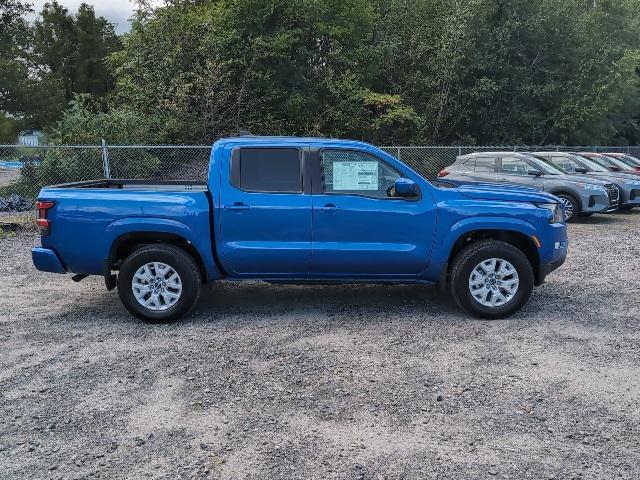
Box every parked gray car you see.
[440,152,619,221]
[604,152,640,173]
[577,152,640,177]
[532,152,640,210]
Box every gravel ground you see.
[1,212,639,480]
[0,167,19,187]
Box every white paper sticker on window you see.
[332,161,379,191]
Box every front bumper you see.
[619,186,640,207]
[539,255,567,284]
[581,190,616,213]
[32,247,66,274]
[536,223,568,285]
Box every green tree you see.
[109,0,418,144]
[0,113,23,143]
[33,1,121,102]
[0,1,40,123]
[51,0,640,146]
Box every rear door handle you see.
[226,202,250,211]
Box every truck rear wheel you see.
[449,240,534,319]
[117,244,202,323]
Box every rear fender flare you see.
[103,217,222,280]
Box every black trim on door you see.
[308,148,323,195]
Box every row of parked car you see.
[438,151,640,221]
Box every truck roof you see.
[213,136,375,149]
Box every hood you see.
[552,173,609,185]
[584,171,640,183]
[455,182,559,204]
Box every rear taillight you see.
[438,169,449,177]
[36,201,55,236]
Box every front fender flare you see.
[422,216,538,281]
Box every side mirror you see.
[575,167,588,173]
[528,169,543,177]
[394,178,420,198]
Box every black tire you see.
[555,193,579,222]
[117,244,202,323]
[449,240,534,319]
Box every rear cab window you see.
[231,148,302,193]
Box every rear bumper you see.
[32,247,66,274]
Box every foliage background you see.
[2,0,640,146]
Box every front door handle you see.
[226,202,250,211]
[318,203,338,213]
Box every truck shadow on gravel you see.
[572,213,629,224]
[63,282,467,325]
[191,281,464,322]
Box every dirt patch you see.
[1,211,639,479]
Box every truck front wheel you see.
[117,244,202,323]
[449,240,534,319]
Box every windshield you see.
[601,155,633,170]
[576,157,609,172]
[577,154,611,169]
[561,154,609,172]
[583,154,618,168]
[535,155,582,174]
[618,154,640,166]
[522,155,564,175]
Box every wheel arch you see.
[108,232,208,281]
[548,189,583,211]
[442,228,541,288]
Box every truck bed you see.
[49,179,208,192]
[37,178,217,279]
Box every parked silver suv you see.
[532,152,640,211]
[440,152,619,221]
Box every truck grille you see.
[604,184,620,211]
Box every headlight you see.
[536,203,564,224]
[570,181,606,191]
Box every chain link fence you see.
[2,143,640,199]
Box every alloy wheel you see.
[468,258,520,308]
[131,262,183,311]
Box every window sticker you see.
[332,161,379,191]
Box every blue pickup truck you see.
[32,137,568,322]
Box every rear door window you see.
[232,148,302,193]
[475,157,497,172]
